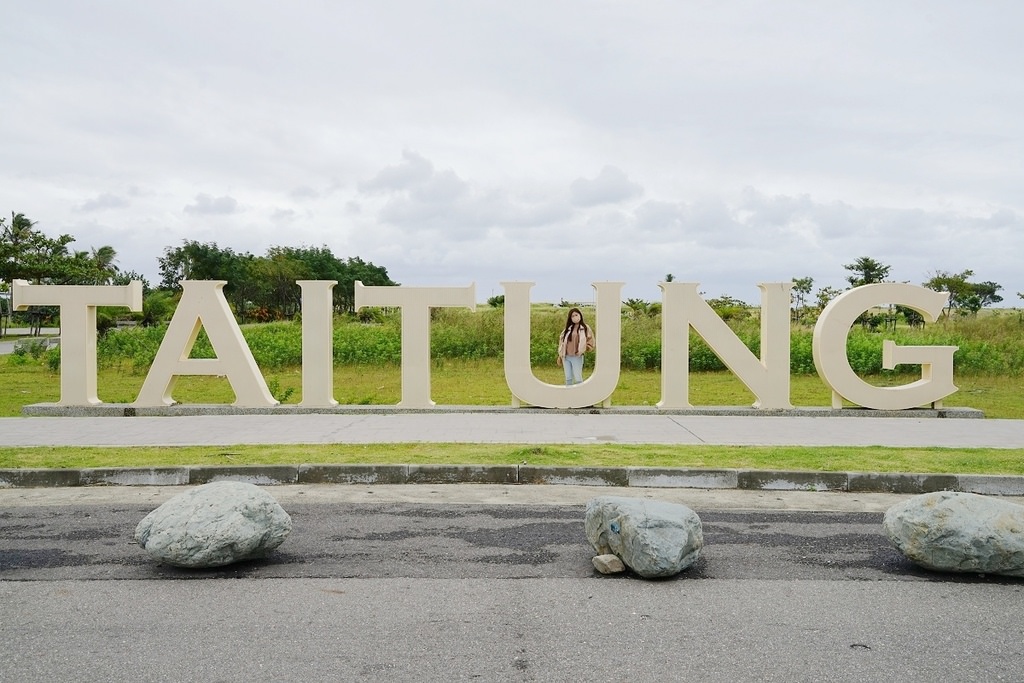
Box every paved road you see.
[0,328,60,355]
[6,576,1021,682]
[4,408,1024,681]
[0,485,998,583]
[3,485,1024,682]
[4,412,1024,448]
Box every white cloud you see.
[270,208,298,224]
[0,2,1021,304]
[569,166,643,207]
[289,186,320,201]
[358,151,437,193]
[183,194,239,216]
[76,193,130,212]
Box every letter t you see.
[355,282,475,407]
[12,280,143,405]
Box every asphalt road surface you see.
[3,496,1024,681]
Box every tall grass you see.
[87,306,1024,376]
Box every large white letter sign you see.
[813,283,957,410]
[502,281,623,409]
[657,282,792,409]
[297,280,338,407]
[355,281,476,408]
[12,279,142,405]
[134,281,277,407]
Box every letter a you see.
[134,281,277,407]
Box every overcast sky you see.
[4,1,1022,305]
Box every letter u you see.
[501,282,623,408]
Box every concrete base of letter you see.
[883,491,1024,577]
[135,481,292,568]
[585,496,703,579]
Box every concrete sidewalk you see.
[4,411,1024,448]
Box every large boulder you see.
[585,496,703,579]
[883,491,1024,577]
[135,481,292,568]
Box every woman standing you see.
[557,307,592,386]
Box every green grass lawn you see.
[3,357,1021,417]
[2,358,1021,474]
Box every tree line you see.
[790,256,1007,326]
[155,241,396,321]
[2,212,1018,332]
[0,212,396,329]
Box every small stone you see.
[592,554,626,574]
[135,481,292,568]
[585,496,703,579]
[883,491,1024,577]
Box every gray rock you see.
[135,481,292,568]
[592,554,625,574]
[883,491,1024,577]
[585,496,703,579]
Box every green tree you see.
[843,257,891,288]
[58,245,121,287]
[924,270,1003,317]
[623,298,650,318]
[815,285,842,312]
[791,276,814,323]
[246,253,310,320]
[269,245,343,281]
[157,240,397,318]
[0,212,77,287]
[266,245,396,315]
[972,281,1004,308]
[0,213,83,333]
[112,270,152,295]
[157,240,250,289]
[894,305,924,328]
[335,255,396,314]
[88,245,119,284]
[705,295,749,321]
[139,290,177,327]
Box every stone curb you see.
[1,465,1022,495]
[20,404,985,418]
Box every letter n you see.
[658,282,792,409]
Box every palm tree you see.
[1,213,39,285]
[90,245,119,284]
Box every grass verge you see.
[3,359,1021,476]
[2,443,1024,475]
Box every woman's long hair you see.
[561,307,590,339]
